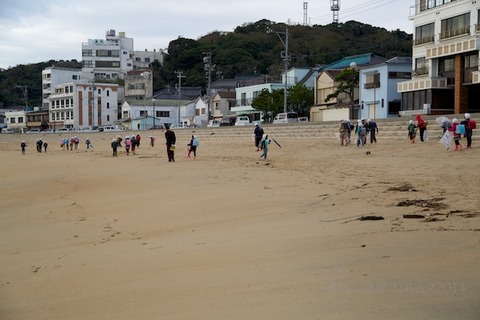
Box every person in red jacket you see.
[416,115,428,143]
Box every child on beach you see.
[448,118,463,151]
[20,141,27,155]
[43,141,48,153]
[187,135,199,159]
[259,134,271,160]
[356,119,367,147]
[416,115,428,142]
[85,138,93,150]
[111,138,118,157]
[407,120,417,143]
[461,113,476,149]
[149,136,155,147]
[125,136,131,156]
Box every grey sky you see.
[0,0,413,69]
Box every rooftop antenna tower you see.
[303,2,308,26]
[331,0,340,24]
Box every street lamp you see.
[267,26,290,113]
[350,61,357,120]
[152,98,156,130]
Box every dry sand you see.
[0,132,479,320]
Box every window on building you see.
[364,73,380,88]
[420,0,455,12]
[389,71,412,79]
[415,23,434,45]
[107,102,110,109]
[10,117,15,123]
[441,12,470,39]
[415,57,428,76]
[82,49,93,57]
[241,93,247,106]
[156,111,170,118]
[145,58,150,63]
[18,117,24,123]
[439,57,455,85]
[107,90,110,97]
[464,53,478,83]
[107,115,110,122]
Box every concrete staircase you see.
[166,113,479,142]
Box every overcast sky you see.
[0,0,414,69]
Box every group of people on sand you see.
[339,118,378,147]
[408,113,476,151]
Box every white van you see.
[102,126,122,132]
[273,112,299,124]
[234,115,253,126]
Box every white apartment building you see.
[49,82,118,130]
[398,0,480,114]
[81,29,134,81]
[42,67,82,109]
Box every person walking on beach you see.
[149,136,155,147]
[461,113,475,149]
[74,136,79,150]
[259,134,271,160]
[254,122,264,151]
[367,119,378,143]
[416,115,428,142]
[116,136,123,148]
[85,138,93,150]
[125,136,131,156]
[136,133,142,148]
[21,141,27,155]
[339,119,349,146]
[448,118,463,151]
[187,134,199,159]
[36,138,43,153]
[165,124,176,162]
[130,135,137,155]
[43,141,48,153]
[111,138,118,157]
[356,119,367,147]
[407,120,417,143]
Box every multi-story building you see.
[42,67,82,109]
[49,82,118,130]
[398,0,480,114]
[132,49,164,69]
[125,70,153,100]
[81,29,134,81]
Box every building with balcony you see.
[42,67,82,109]
[398,0,480,114]
[81,29,134,81]
[359,57,412,119]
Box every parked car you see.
[207,120,221,127]
[2,128,15,134]
[56,128,72,133]
[42,128,55,133]
[26,128,41,134]
[220,116,236,126]
[234,115,253,126]
[298,117,309,123]
[102,126,122,132]
[273,112,299,124]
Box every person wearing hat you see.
[253,122,264,151]
[20,140,27,155]
[461,113,475,149]
[165,124,176,162]
[111,138,118,157]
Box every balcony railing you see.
[439,27,470,40]
[414,36,434,46]
[413,67,428,77]
[364,82,380,89]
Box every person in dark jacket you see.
[165,125,176,162]
[253,122,264,151]
[367,118,379,143]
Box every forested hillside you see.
[0,20,412,108]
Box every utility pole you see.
[203,52,214,122]
[175,71,185,126]
[14,84,29,111]
[267,26,290,113]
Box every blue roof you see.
[324,53,386,70]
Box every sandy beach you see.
[1,131,479,319]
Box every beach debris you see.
[396,197,447,209]
[422,214,445,222]
[365,151,371,155]
[387,183,417,192]
[403,214,425,219]
[359,215,384,221]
